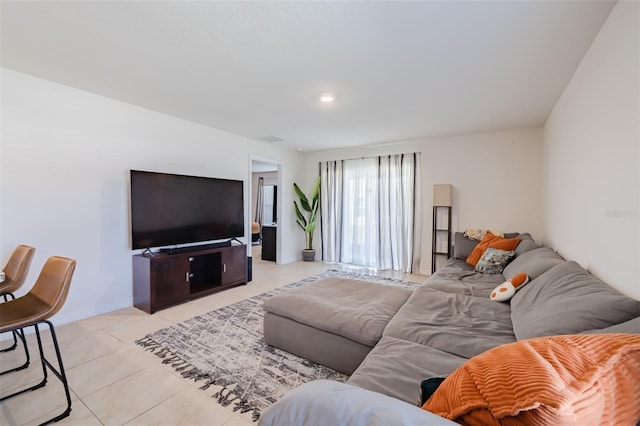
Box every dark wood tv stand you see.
[133,244,247,314]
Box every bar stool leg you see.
[0,328,47,401]
[0,322,72,424]
[0,287,31,373]
[35,321,72,425]
[0,330,19,352]
[0,327,30,374]
[0,293,19,353]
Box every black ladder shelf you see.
[431,206,452,274]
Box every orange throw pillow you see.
[466,232,520,267]
[422,333,640,426]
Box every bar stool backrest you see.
[30,256,76,321]
[1,245,35,295]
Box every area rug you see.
[136,269,419,421]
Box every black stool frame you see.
[0,319,72,425]
[0,292,31,372]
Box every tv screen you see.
[130,170,244,249]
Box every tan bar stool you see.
[0,256,76,425]
[0,245,35,363]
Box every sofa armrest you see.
[258,380,456,426]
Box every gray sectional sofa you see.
[259,233,640,426]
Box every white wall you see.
[0,69,304,325]
[543,1,639,299]
[303,128,544,274]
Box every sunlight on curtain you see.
[320,161,343,263]
[320,153,421,272]
[341,157,379,267]
[379,155,414,270]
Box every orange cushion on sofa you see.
[422,333,640,426]
[466,232,520,266]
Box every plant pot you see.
[302,249,315,262]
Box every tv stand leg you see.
[142,248,155,258]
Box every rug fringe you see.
[136,337,267,418]
[252,410,261,422]
[199,378,215,390]
[182,367,208,380]
[234,398,261,422]
[135,336,160,350]
[215,388,262,421]
[214,388,239,406]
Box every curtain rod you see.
[318,152,417,163]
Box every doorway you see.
[250,159,281,263]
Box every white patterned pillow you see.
[475,248,515,274]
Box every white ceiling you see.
[1,1,615,152]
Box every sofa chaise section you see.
[263,276,413,374]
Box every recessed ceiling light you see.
[320,94,335,103]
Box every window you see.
[320,153,421,272]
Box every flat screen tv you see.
[130,170,244,250]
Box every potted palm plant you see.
[293,176,320,261]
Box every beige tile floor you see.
[0,247,426,425]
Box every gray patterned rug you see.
[136,269,418,421]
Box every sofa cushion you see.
[474,248,515,274]
[466,232,520,267]
[582,316,640,334]
[422,333,640,426]
[453,232,478,260]
[426,258,507,297]
[502,246,564,281]
[262,277,413,347]
[511,261,640,340]
[347,336,468,405]
[263,312,372,375]
[383,285,516,359]
[514,234,541,256]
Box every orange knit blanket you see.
[422,333,640,425]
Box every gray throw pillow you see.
[452,232,478,260]
[511,261,640,340]
[514,236,541,256]
[502,246,564,281]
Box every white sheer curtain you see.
[341,157,379,267]
[379,154,417,271]
[320,161,343,263]
[320,153,421,272]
